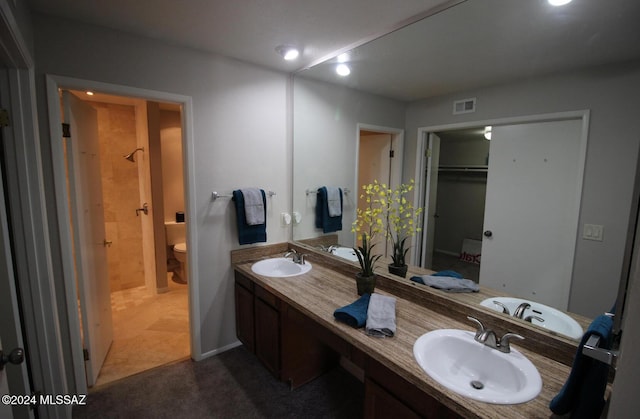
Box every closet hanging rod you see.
[211,190,276,201]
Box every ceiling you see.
[301,0,640,101]
[26,0,460,73]
[26,0,640,102]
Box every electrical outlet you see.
[583,224,604,241]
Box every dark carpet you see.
[73,345,364,419]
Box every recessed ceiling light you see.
[275,44,300,61]
[548,0,572,6]
[336,64,351,77]
[86,91,94,96]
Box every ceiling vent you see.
[453,98,476,115]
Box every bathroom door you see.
[0,148,30,419]
[63,91,113,387]
[480,119,583,310]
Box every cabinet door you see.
[365,378,421,419]
[235,282,255,352]
[254,297,280,377]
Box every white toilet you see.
[165,221,188,284]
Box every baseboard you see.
[197,340,243,361]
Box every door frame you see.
[411,110,590,275]
[44,75,200,391]
[355,123,404,253]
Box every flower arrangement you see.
[351,180,385,279]
[351,179,423,281]
[382,179,423,272]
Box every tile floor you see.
[94,278,190,387]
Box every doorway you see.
[356,125,403,257]
[414,112,588,310]
[60,89,190,387]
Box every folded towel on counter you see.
[232,189,267,245]
[241,188,265,225]
[333,293,370,328]
[326,187,342,217]
[549,314,613,418]
[410,274,479,293]
[315,186,343,233]
[432,270,463,279]
[366,293,397,338]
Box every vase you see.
[356,273,376,295]
[388,263,408,278]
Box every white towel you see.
[241,188,265,225]
[326,187,342,217]
[366,293,396,337]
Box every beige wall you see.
[160,110,184,223]
[95,102,145,291]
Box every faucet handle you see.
[492,300,511,315]
[524,315,544,323]
[467,316,486,338]
[499,333,524,353]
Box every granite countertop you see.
[233,249,571,419]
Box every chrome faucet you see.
[467,316,524,353]
[284,249,307,264]
[492,300,511,315]
[513,302,531,319]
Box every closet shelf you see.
[438,165,488,173]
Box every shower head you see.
[124,147,144,162]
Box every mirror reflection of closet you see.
[425,127,489,282]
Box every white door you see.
[420,133,441,268]
[480,119,583,310]
[0,130,30,419]
[62,91,113,386]
[0,335,13,419]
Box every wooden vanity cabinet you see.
[234,274,255,352]
[234,271,337,388]
[364,358,463,419]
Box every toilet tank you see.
[164,221,186,245]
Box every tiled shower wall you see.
[95,102,146,292]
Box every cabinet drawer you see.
[255,284,279,309]
[235,271,253,291]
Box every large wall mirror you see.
[292,0,640,342]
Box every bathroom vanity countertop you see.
[233,249,573,419]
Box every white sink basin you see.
[413,329,542,404]
[330,247,360,262]
[480,297,583,340]
[251,258,312,277]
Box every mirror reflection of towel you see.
[315,187,343,233]
[326,187,342,217]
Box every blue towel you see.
[315,186,343,233]
[549,314,613,418]
[432,270,463,279]
[232,189,267,245]
[333,293,371,328]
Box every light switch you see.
[583,224,604,241]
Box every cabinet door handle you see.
[483,230,493,238]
